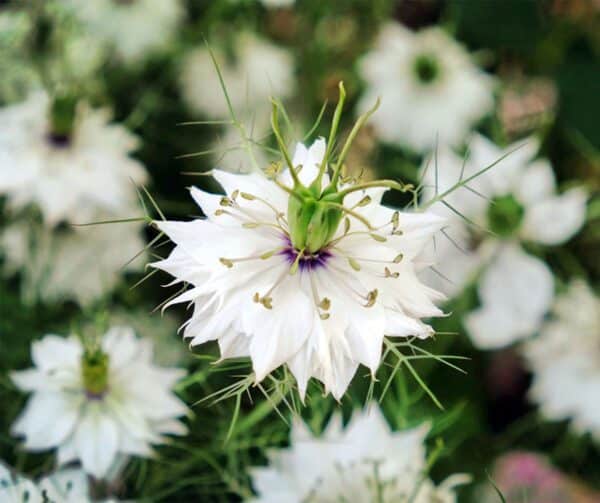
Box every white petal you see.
[520,188,587,245]
[514,159,556,206]
[466,244,554,349]
[12,392,81,450]
[75,405,120,479]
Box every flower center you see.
[283,240,332,271]
[81,350,109,399]
[486,194,525,237]
[47,95,77,148]
[412,54,440,85]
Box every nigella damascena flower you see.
[152,92,446,399]
[0,90,148,305]
[248,407,469,502]
[523,280,600,439]
[357,23,495,153]
[11,327,188,479]
[57,0,184,64]
[0,462,104,502]
[420,134,587,349]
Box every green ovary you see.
[487,194,525,237]
[81,350,109,397]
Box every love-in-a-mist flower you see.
[57,0,184,63]
[0,91,148,304]
[420,134,587,349]
[0,463,91,503]
[524,280,600,438]
[152,88,446,399]
[249,407,469,502]
[357,23,494,153]
[11,327,188,479]
[0,91,147,226]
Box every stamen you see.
[364,289,378,307]
[394,253,404,263]
[370,234,387,242]
[219,247,285,268]
[253,268,290,309]
[289,249,304,275]
[352,195,371,209]
[309,274,331,321]
[348,257,361,271]
[384,267,399,279]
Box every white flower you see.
[0,464,91,503]
[249,407,468,502]
[180,32,295,120]
[357,23,495,153]
[524,280,600,438]
[152,138,445,400]
[0,463,125,502]
[57,0,184,63]
[11,327,188,479]
[420,134,587,349]
[259,0,295,7]
[1,219,146,305]
[0,91,148,227]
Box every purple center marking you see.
[46,132,71,148]
[281,237,331,272]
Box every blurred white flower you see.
[420,134,587,349]
[260,0,295,7]
[180,32,295,120]
[524,280,600,438]
[57,0,184,63]
[0,463,90,503]
[0,91,148,227]
[11,327,188,479]
[357,23,495,153]
[152,138,445,399]
[1,219,146,305]
[249,407,468,502]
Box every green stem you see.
[316,82,346,186]
[271,100,301,186]
[336,179,413,199]
[330,96,381,187]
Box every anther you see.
[370,234,387,242]
[348,257,361,271]
[240,192,255,200]
[220,197,233,207]
[391,211,400,231]
[355,195,371,208]
[393,253,404,263]
[318,298,331,310]
[219,258,234,268]
[384,267,399,279]
[364,289,378,307]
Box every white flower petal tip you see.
[466,244,554,350]
[11,327,188,479]
[249,406,468,501]
[524,280,600,438]
[153,137,446,400]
